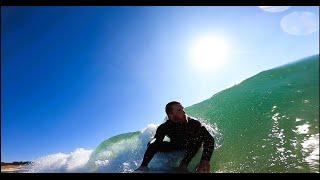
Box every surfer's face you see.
[169,104,187,123]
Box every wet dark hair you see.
[165,101,181,115]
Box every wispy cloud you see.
[258,6,290,13]
[281,11,319,36]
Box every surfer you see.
[136,101,215,173]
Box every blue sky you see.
[1,6,319,162]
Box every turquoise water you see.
[186,54,319,172]
[87,55,319,173]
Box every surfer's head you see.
[165,101,187,123]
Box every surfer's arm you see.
[148,125,165,146]
[200,126,215,162]
[193,126,214,173]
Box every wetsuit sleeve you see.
[200,126,215,162]
[152,125,165,144]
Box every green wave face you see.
[86,131,142,172]
[88,55,319,173]
[186,55,319,173]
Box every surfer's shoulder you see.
[188,117,200,123]
[187,117,201,127]
[158,122,168,130]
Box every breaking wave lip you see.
[23,120,222,173]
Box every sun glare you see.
[191,35,229,73]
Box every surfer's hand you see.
[176,162,188,173]
[136,166,149,172]
[196,160,210,173]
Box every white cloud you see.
[259,6,290,13]
[281,11,319,36]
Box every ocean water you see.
[186,54,319,173]
[25,54,319,173]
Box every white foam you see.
[26,148,93,173]
[294,124,310,134]
[301,134,319,172]
[272,113,281,121]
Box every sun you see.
[190,35,229,73]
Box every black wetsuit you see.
[141,117,215,167]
